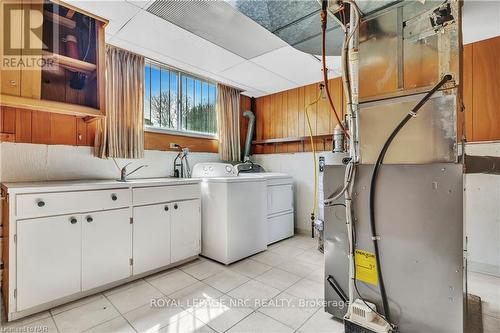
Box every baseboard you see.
[469,261,500,277]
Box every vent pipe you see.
[242,110,255,161]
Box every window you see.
[144,60,217,136]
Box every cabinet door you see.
[82,208,132,291]
[0,2,22,96]
[170,199,201,263]
[133,203,171,275]
[17,214,81,311]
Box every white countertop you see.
[1,177,201,194]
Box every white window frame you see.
[144,59,218,139]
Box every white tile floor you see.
[1,234,499,333]
[0,235,343,333]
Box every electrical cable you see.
[320,2,349,138]
[305,89,323,232]
[368,74,453,324]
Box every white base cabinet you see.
[171,199,201,263]
[133,203,172,275]
[133,199,201,274]
[1,180,201,321]
[82,208,132,291]
[17,214,81,311]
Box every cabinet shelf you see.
[0,94,104,118]
[42,52,96,74]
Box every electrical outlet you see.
[170,143,178,149]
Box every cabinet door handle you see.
[164,205,169,211]
[111,194,118,201]
[70,217,78,224]
[9,80,16,86]
[37,200,45,207]
[174,203,178,210]
[86,216,93,223]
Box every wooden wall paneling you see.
[303,83,318,151]
[1,107,16,134]
[461,44,473,141]
[297,86,306,152]
[15,109,32,143]
[275,93,286,153]
[86,121,96,146]
[280,91,289,152]
[144,131,218,153]
[263,95,274,153]
[50,114,77,145]
[286,88,299,152]
[31,111,51,144]
[254,97,264,154]
[472,37,500,141]
[76,118,88,145]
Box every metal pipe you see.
[242,110,255,161]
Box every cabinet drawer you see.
[16,189,131,219]
[133,184,200,206]
[268,212,294,244]
[268,184,293,216]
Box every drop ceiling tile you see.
[250,46,324,86]
[114,11,245,73]
[108,36,265,96]
[220,61,297,94]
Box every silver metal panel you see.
[324,164,464,332]
[359,0,461,101]
[358,89,458,164]
[359,9,400,100]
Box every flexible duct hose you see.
[242,110,255,161]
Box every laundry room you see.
[0,1,499,332]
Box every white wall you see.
[465,142,500,276]
[463,0,500,44]
[0,142,219,182]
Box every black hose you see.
[327,275,348,303]
[368,74,452,323]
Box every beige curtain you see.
[217,84,241,161]
[95,45,144,159]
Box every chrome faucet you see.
[173,146,191,178]
[116,161,148,182]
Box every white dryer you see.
[244,173,294,244]
[192,163,267,264]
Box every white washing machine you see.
[192,163,268,264]
[244,173,295,244]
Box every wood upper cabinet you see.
[471,36,500,142]
[0,0,107,119]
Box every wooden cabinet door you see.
[170,199,201,263]
[82,208,132,291]
[16,214,81,311]
[133,203,171,275]
[0,1,23,96]
[472,37,500,141]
